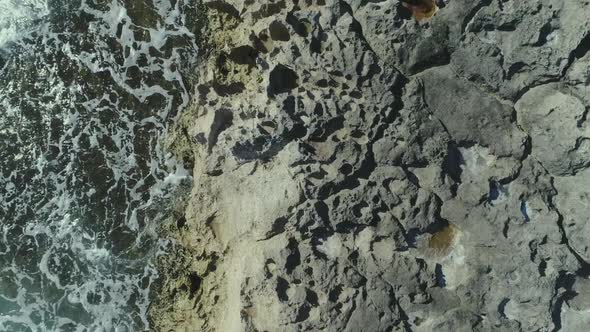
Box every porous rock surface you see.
[150,0,590,331]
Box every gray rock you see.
[515,84,590,176]
[149,0,590,331]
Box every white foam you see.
[0,0,198,330]
[0,0,48,47]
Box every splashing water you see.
[0,0,197,330]
[0,0,49,47]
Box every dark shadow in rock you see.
[532,22,555,47]
[205,1,240,18]
[551,272,578,331]
[176,216,187,229]
[339,163,353,175]
[308,117,344,142]
[310,35,321,54]
[352,201,369,219]
[487,180,506,204]
[208,108,233,153]
[405,228,420,248]
[212,81,245,96]
[396,2,413,20]
[286,12,308,37]
[269,21,290,41]
[286,238,301,274]
[308,225,333,243]
[408,36,450,75]
[498,298,510,318]
[442,144,464,196]
[539,259,547,277]
[188,272,202,299]
[506,62,529,80]
[197,84,211,97]
[435,263,446,287]
[328,285,343,302]
[306,289,319,307]
[314,201,330,225]
[228,45,258,66]
[250,32,269,53]
[276,277,290,302]
[520,200,530,223]
[502,219,510,238]
[252,1,286,20]
[232,135,287,162]
[572,32,590,60]
[404,168,421,188]
[295,305,311,322]
[263,217,289,240]
[268,64,299,97]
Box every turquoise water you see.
[0,0,197,330]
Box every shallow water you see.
[0,0,197,330]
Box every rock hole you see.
[442,144,464,196]
[347,251,360,267]
[498,298,510,318]
[328,285,343,302]
[228,45,258,66]
[208,108,233,153]
[352,201,369,218]
[435,0,447,8]
[573,32,590,60]
[314,201,330,224]
[265,217,288,239]
[435,263,446,287]
[285,238,301,274]
[310,36,321,54]
[207,260,217,272]
[551,272,577,330]
[305,289,319,306]
[488,181,500,201]
[176,216,187,229]
[250,33,269,53]
[520,200,531,223]
[211,81,245,96]
[339,163,353,175]
[276,277,290,302]
[502,219,509,238]
[532,21,555,46]
[268,64,299,97]
[506,62,528,79]
[205,1,240,18]
[295,305,311,322]
[188,272,202,299]
[316,79,328,88]
[539,259,547,277]
[269,21,290,41]
[488,181,507,204]
[286,12,308,37]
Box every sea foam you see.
[0,0,197,330]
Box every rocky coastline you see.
[150,1,590,331]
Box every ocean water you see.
[0,0,197,330]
